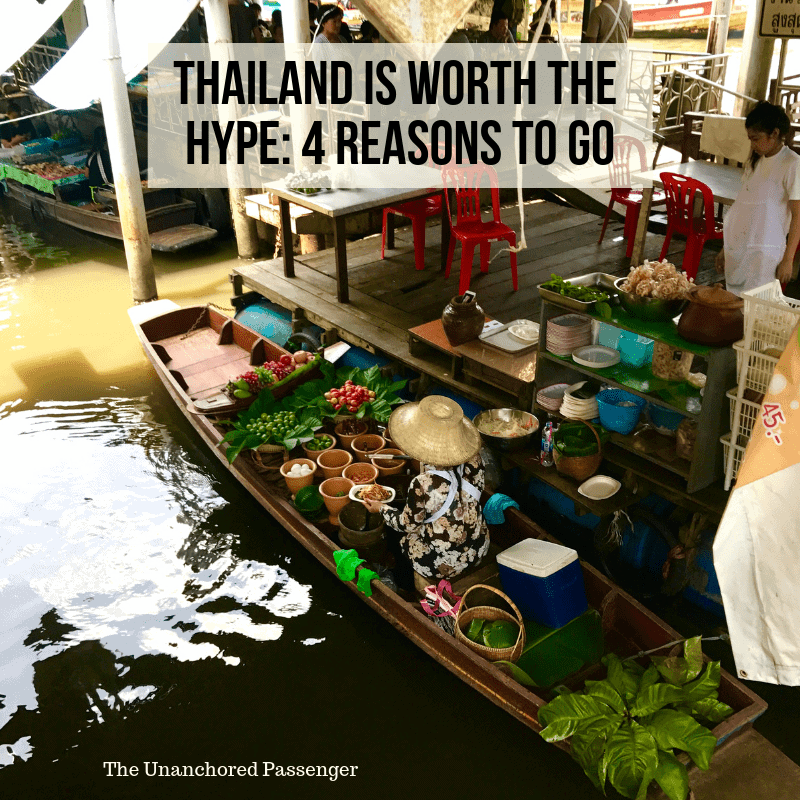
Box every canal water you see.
[1,190,799,798]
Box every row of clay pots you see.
[279,459,355,524]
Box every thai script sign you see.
[760,0,800,38]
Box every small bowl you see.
[334,419,369,450]
[317,448,353,479]
[319,477,355,525]
[349,484,396,505]
[351,434,386,463]
[614,277,688,322]
[302,432,337,462]
[370,447,406,477]
[343,462,379,485]
[280,458,317,495]
[472,408,539,452]
[508,321,540,343]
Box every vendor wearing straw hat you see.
[363,396,489,592]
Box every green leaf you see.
[596,301,613,320]
[221,428,249,445]
[604,653,642,704]
[645,709,716,770]
[652,636,704,686]
[538,694,613,743]
[654,750,690,800]
[224,433,262,464]
[602,720,658,800]
[631,683,687,717]
[494,660,540,687]
[584,679,626,714]
[571,713,625,792]
[682,696,734,725]
[683,661,722,704]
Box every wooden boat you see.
[631,0,747,33]
[3,179,217,252]
[130,300,771,792]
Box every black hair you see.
[360,19,378,41]
[7,101,21,115]
[317,3,342,25]
[91,126,107,153]
[306,1,317,23]
[490,7,510,27]
[745,101,792,168]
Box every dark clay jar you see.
[442,294,484,346]
[677,284,744,346]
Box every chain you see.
[180,303,237,340]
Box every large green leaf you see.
[682,661,722,704]
[224,432,262,464]
[494,660,540,687]
[604,654,642,704]
[538,694,613,742]
[602,720,659,800]
[645,709,717,770]
[654,749,690,800]
[652,636,704,686]
[584,679,626,714]
[631,683,687,717]
[680,696,734,725]
[571,713,625,792]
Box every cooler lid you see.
[496,538,578,578]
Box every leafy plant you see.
[537,637,733,800]
[541,273,609,303]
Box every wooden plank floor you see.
[234,197,722,334]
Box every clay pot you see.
[317,448,353,479]
[442,294,484,346]
[351,434,386,463]
[334,419,369,450]
[343,462,379,485]
[280,458,317,496]
[677,284,744,346]
[302,432,337,463]
[319,477,355,525]
[370,448,406,477]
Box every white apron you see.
[724,149,792,296]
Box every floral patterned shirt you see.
[381,454,490,580]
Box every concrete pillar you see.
[706,0,733,57]
[84,0,157,303]
[201,0,260,259]
[734,5,774,116]
[282,0,315,172]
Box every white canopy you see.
[0,0,74,76]
[33,0,198,110]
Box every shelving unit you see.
[536,299,736,494]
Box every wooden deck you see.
[232,196,721,369]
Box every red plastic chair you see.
[380,146,444,272]
[598,135,666,258]
[441,163,518,295]
[658,172,723,280]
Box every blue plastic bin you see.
[497,538,588,628]
[647,403,685,433]
[597,389,646,435]
[618,331,654,369]
[598,323,620,349]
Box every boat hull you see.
[130,301,767,760]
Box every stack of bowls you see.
[560,382,600,420]
[546,315,593,356]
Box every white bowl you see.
[349,484,396,505]
[578,475,621,501]
[508,321,540,343]
[572,345,621,369]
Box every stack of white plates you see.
[560,381,600,420]
[536,382,569,412]
[546,314,593,356]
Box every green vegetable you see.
[466,618,485,642]
[537,637,732,800]
[541,274,608,304]
[481,619,519,649]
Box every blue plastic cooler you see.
[496,539,588,628]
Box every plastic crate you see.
[618,330,654,369]
[22,137,55,155]
[726,389,761,443]
[733,342,779,395]
[742,280,800,354]
[598,322,620,349]
[721,433,747,489]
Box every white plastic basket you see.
[721,433,747,490]
[726,388,761,443]
[732,341,779,395]
[742,280,800,355]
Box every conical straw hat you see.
[387,395,481,468]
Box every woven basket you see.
[256,442,287,455]
[553,419,603,482]
[454,584,526,663]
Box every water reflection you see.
[0,396,312,768]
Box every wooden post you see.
[202,0,260,259]
[733,4,775,116]
[84,0,157,303]
[773,38,788,102]
[705,0,733,57]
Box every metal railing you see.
[12,44,67,90]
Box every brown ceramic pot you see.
[334,419,369,450]
[343,462,379,485]
[370,448,406,477]
[279,458,317,496]
[351,434,386,462]
[677,284,744,346]
[317,448,353,479]
[319,477,355,525]
[442,294,484,346]
[301,433,337,463]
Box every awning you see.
[33,0,198,110]
[0,0,74,76]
